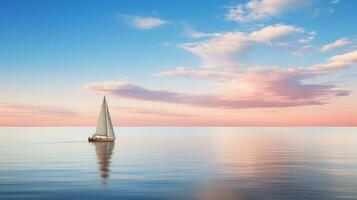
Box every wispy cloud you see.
[298,31,316,45]
[179,24,306,68]
[84,50,354,111]
[0,103,78,117]
[159,51,357,78]
[154,51,357,108]
[84,13,357,111]
[182,23,220,38]
[83,78,349,109]
[293,44,314,56]
[155,67,236,80]
[113,106,198,118]
[226,0,310,23]
[119,14,168,29]
[312,50,357,71]
[180,31,250,68]
[249,24,303,42]
[320,37,350,51]
[0,103,86,126]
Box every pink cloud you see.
[320,37,350,52]
[153,51,356,108]
[0,103,81,126]
[83,73,347,109]
[112,106,198,118]
[249,24,303,42]
[82,41,355,125]
[84,51,356,110]
[248,68,349,100]
[311,50,357,71]
[0,103,77,117]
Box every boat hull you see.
[88,137,115,142]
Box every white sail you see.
[94,96,115,138]
[95,97,108,137]
[105,100,115,138]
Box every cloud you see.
[331,0,340,4]
[180,31,250,68]
[226,0,309,23]
[241,67,349,101]
[155,67,237,80]
[249,24,304,42]
[320,38,350,51]
[113,106,198,118]
[0,103,85,126]
[182,23,220,38]
[100,6,355,113]
[84,50,357,110]
[83,69,349,109]
[293,44,314,56]
[298,36,314,44]
[179,24,305,68]
[311,50,357,71]
[329,50,357,63]
[120,15,168,29]
[84,81,184,102]
[0,103,78,117]
[157,66,349,97]
[160,50,357,77]
[154,51,357,107]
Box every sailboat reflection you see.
[93,142,115,185]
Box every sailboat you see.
[88,96,116,142]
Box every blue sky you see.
[1,0,357,126]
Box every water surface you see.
[0,127,357,199]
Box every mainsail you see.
[95,96,115,138]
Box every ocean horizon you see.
[1,127,357,200]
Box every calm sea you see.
[0,127,357,200]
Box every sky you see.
[0,0,357,126]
